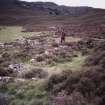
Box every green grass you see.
[0,26,35,42]
[47,53,87,72]
[0,80,48,105]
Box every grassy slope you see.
[0,26,35,42]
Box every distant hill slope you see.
[0,0,95,15]
[0,0,105,38]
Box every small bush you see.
[20,68,48,79]
[36,55,44,62]
[51,42,59,47]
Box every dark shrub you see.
[51,42,59,47]
[2,52,10,58]
[22,68,48,79]
[0,67,13,76]
[14,52,31,62]
[75,77,95,97]
[46,72,69,91]
[36,55,44,62]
